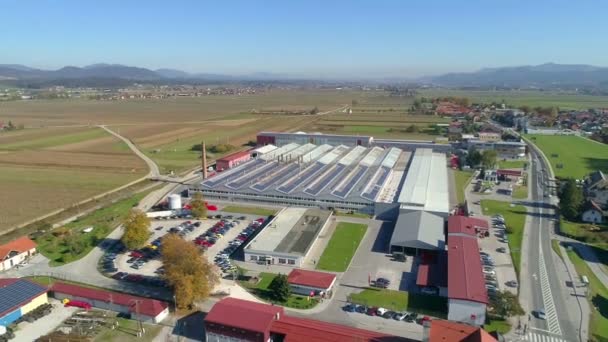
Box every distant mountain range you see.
[428,63,608,87]
[1,62,608,88]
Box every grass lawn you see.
[497,160,528,169]
[221,205,277,217]
[349,288,447,318]
[316,222,367,272]
[480,200,527,276]
[565,248,608,342]
[526,135,608,179]
[484,317,512,334]
[551,240,564,260]
[34,191,150,266]
[0,127,107,151]
[512,185,528,199]
[454,170,474,204]
[95,317,162,342]
[239,272,319,309]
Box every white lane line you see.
[538,206,562,335]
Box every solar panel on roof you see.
[0,280,45,317]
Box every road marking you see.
[523,332,567,342]
[538,206,562,335]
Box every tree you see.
[467,147,482,167]
[405,124,419,133]
[121,209,150,250]
[310,106,319,115]
[481,150,498,169]
[162,234,219,309]
[559,178,583,221]
[490,290,524,318]
[268,273,291,302]
[190,192,207,219]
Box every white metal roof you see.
[260,143,300,161]
[246,207,308,252]
[397,149,449,214]
[318,145,349,165]
[254,144,277,155]
[338,145,367,166]
[381,148,402,168]
[301,144,333,164]
[359,147,385,167]
[376,170,403,203]
[282,143,316,162]
[389,211,445,250]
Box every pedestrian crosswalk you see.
[522,332,568,342]
[538,212,562,335]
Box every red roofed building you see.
[447,216,489,237]
[426,320,497,342]
[436,103,471,117]
[287,269,336,296]
[216,150,252,171]
[50,282,169,323]
[0,236,37,271]
[447,236,488,326]
[204,298,407,342]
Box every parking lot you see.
[477,213,518,295]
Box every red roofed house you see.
[204,297,403,342]
[446,236,488,326]
[50,282,169,323]
[215,150,252,171]
[0,236,37,271]
[426,319,497,342]
[287,269,336,297]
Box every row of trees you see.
[466,147,498,169]
[559,178,584,221]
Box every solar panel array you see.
[0,280,45,316]
[199,143,412,205]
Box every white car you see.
[536,309,546,320]
[376,307,388,316]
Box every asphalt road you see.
[522,146,578,341]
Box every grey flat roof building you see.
[389,211,446,253]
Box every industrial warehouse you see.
[243,207,332,267]
[195,142,411,215]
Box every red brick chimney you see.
[202,141,208,179]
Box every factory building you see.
[389,149,449,255]
[257,131,374,147]
[243,208,332,267]
[465,139,526,159]
[215,150,253,171]
[0,278,48,327]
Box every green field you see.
[512,185,528,199]
[497,160,528,169]
[526,135,608,179]
[480,200,527,276]
[0,127,107,150]
[454,170,474,204]
[484,318,512,334]
[418,89,608,110]
[565,248,608,342]
[35,191,150,266]
[317,222,367,272]
[221,205,277,217]
[349,288,447,317]
[239,272,319,309]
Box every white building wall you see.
[244,251,302,267]
[206,332,257,342]
[582,209,604,224]
[289,278,336,296]
[447,298,486,326]
[0,248,36,271]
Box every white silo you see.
[168,194,182,210]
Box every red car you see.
[366,307,378,316]
[130,251,143,258]
[256,218,265,223]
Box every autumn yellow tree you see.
[190,191,207,219]
[121,209,150,250]
[161,234,219,308]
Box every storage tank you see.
[168,194,182,210]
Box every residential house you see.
[585,171,608,207]
[582,200,605,224]
[0,237,37,272]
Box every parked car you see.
[376,307,388,316]
[343,304,356,312]
[497,247,507,253]
[506,280,518,287]
[366,307,378,316]
[421,287,438,295]
[393,312,407,321]
[383,311,395,319]
[355,305,367,313]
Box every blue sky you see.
[1,0,606,78]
